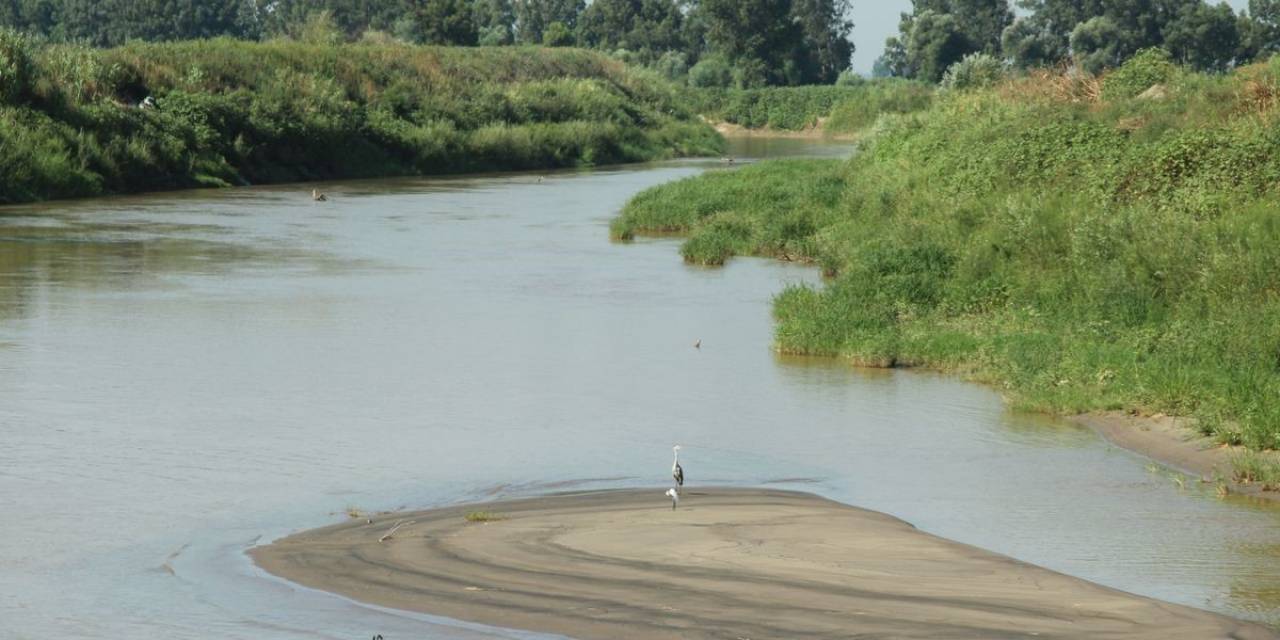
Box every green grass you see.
[615,54,1280,467]
[464,511,505,523]
[0,33,722,204]
[1233,451,1280,490]
[687,80,934,133]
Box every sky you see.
[847,0,1251,74]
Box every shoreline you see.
[252,487,1275,640]
[711,120,860,141]
[1070,411,1279,503]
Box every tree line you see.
[878,0,1280,81]
[0,0,854,86]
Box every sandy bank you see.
[1073,411,1279,502]
[712,120,859,141]
[252,488,1274,639]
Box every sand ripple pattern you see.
[253,488,1276,640]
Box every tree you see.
[514,0,583,45]
[542,19,573,45]
[1070,15,1129,73]
[1162,1,1239,71]
[1241,0,1280,58]
[1001,16,1067,67]
[790,0,855,83]
[688,52,733,86]
[415,0,477,45]
[700,0,803,85]
[1012,0,1104,61]
[576,0,684,63]
[948,0,1013,53]
[909,0,1011,53]
[882,0,1009,80]
[474,0,515,45]
[907,9,977,82]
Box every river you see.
[1,137,1278,639]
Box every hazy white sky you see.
[848,0,1251,73]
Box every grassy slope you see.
[0,38,721,203]
[616,55,1280,481]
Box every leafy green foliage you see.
[616,60,1280,456]
[1101,47,1179,100]
[0,40,721,204]
[576,0,684,65]
[907,10,979,83]
[688,54,733,88]
[941,52,1003,91]
[0,26,32,103]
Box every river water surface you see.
[2,138,1279,640]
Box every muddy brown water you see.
[1,137,1279,639]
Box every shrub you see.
[689,54,733,88]
[542,21,573,47]
[654,50,688,82]
[1102,47,1179,101]
[941,53,1004,91]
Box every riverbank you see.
[687,82,933,135]
[613,53,1280,489]
[711,120,857,141]
[0,36,720,204]
[1072,411,1280,502]
[252,488,1275,639]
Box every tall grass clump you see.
[0,40,721,204]
[616,56,1280,469]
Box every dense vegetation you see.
[689,80,934,132]
[0,34,721,204]
[0,0,856,87]
[879,0,1280,81]
[615,51,1280,482]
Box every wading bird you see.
[694,339,701,349]
[312,189,328,202]
[672,445,684,492]
[666,488,679,510]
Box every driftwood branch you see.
[379,519,415,543]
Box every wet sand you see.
[252,488,1275,639]
[1075,411,1280,502]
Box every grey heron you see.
[672,445,684,491]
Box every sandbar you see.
[252,488,1276,639]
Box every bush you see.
[1101,47,1179,100]
[941,53,1004,91]
[542,21,573,47]
[654,50,688,82]
[689,54,733,88]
